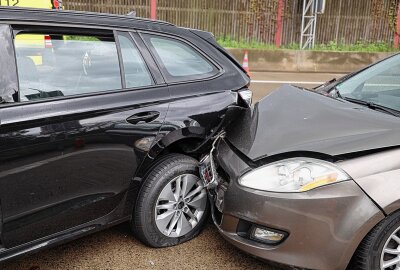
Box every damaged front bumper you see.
[199,132,228,220]
[199,139,385,270]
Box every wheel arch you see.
[347,209,400,269]
[344,210,386,269]
[123,127,209,217]
[138,127,208,179]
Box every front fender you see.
[338,147,400,215]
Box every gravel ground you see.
[0,223,284,270]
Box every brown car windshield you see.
[336,54,400,113]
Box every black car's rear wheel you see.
[132,154,209,247]
[352,211,400,270]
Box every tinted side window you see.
[142,34,218,82]
[14,32,121,102]
[117,32,153,88]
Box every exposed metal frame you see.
[300,0,318,50]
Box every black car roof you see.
[0,6,177,32]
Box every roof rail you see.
[0,6,175,26]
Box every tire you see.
[352,211,400,270]
[132,154,209,247]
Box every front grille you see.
[236,219,253,239]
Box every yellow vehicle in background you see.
[0,0,62,9]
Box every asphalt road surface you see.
[1,72,346,270]
[249,71,345,102]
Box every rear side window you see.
[14,32,122,102]
[142,34,218,82]
[117,32,153,88]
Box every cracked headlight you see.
[239,158,351,192]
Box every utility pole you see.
[150,0,157,20]
[300,0,325,49]
[300,0,317,49]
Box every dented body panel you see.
[226,85,400,160]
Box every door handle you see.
[126,111,160,125]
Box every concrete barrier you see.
[226,48,395,73]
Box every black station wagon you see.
[0,7,251,261]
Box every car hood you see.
[225,85,400,160]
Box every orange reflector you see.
[44,35,52,48]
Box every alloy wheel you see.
[155,174,207,238]
[381,226,400,269]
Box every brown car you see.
[200,54,400,270]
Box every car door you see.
[0,26,170,248]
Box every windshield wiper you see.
[315,78,337,90]
[342,96,400,117]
